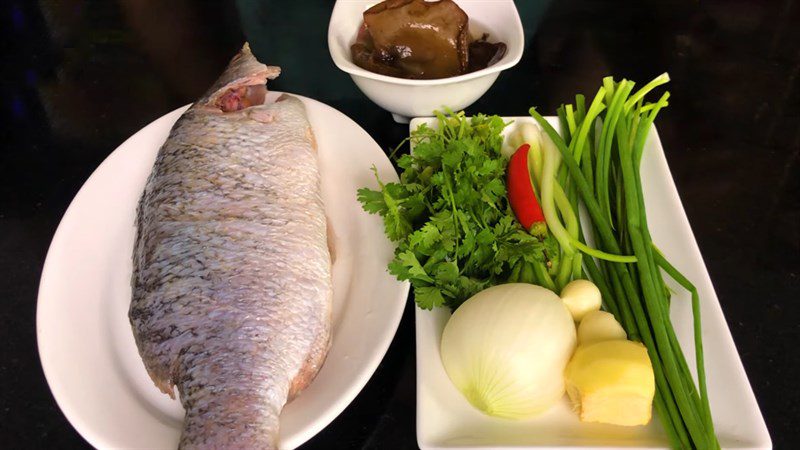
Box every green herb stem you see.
[531,85,718,447]
[539,130,573,254]
[624,72,670,112]
[571,239,637,263]
[615,116,712,448]
[654,247,716,448]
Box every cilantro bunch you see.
[358,112,557,310]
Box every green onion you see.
[529,73,719,449]
[654,247,716,447]
[570,239,637,263]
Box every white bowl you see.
[328,0,525,123]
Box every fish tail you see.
[176,349,284,450]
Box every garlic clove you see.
[560,279,602,322]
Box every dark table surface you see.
[1,0,798,448]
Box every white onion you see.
[440,283,577,419]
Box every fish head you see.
[201,43,281,113]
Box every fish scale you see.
[130,44,332,449]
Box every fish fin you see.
[326,217,337,264]
[142,364,176,399]
[289,214,333,401]
[306,124,318,153]
[287,308,332,401]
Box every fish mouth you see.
[214,83,267,112]
[206,66,280,113]
[200,44,281,113]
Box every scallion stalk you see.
[529,73,719,449]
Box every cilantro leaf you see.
[389,250,434,283]
[408,223,441,254]
[356,187,386,215]
[434,261,459,283]
[356,111,552,311]
[415,286,446,310]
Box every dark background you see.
[1,0,798,448]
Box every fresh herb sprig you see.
[358,111,558,310]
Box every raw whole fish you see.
[129,43,332,449]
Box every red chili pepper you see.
[507,144,547,237]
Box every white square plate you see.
[411,116,771,449]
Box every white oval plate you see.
[36,92,409,449]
